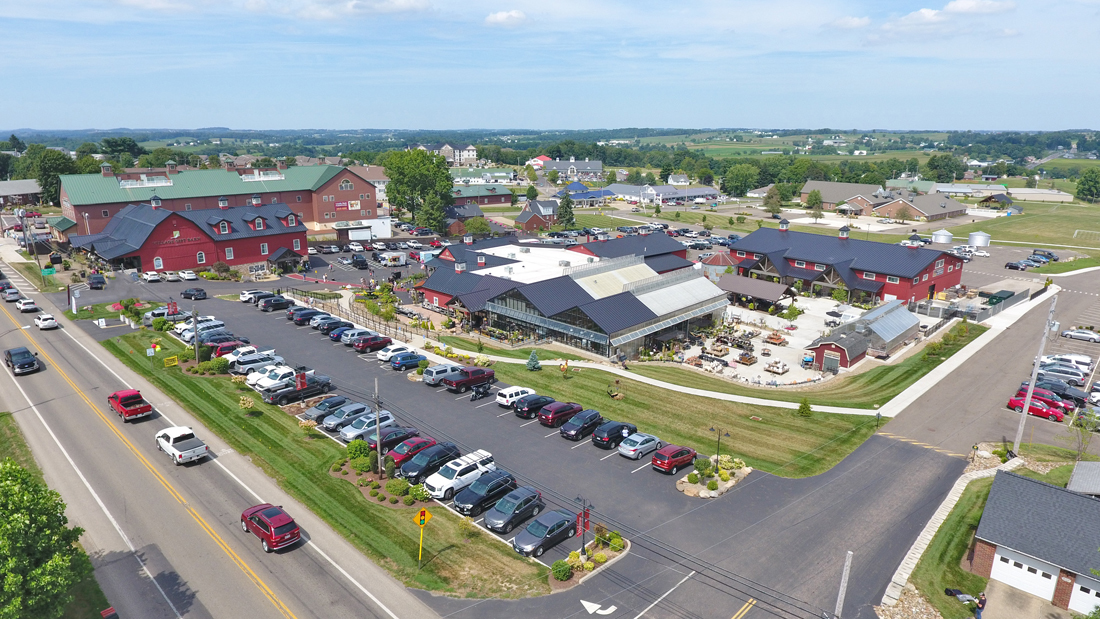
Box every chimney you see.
[463,234,474,245]
[224,160,236,171]
[251,194,262,206]
[455,261,467,273]
[100,162,113,177]
[150,195,161,209]
[277,160,287,170]
[838,225,850,240]
[778,218,789,231]
[218,196,229,209]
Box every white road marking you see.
[475,402,495,409]
[600,452,618,460]
[544,431,558,438]
[497,411,513,417]
[454,394,471,400]
[474,518,484,525]
[571,441,588,449]
[520,419,538,427]
[632,571,696,619]
[631,462,650,473]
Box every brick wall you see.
[1053,569,1075,609]
[972,539,996,578]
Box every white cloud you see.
[830,16,870,29]
[485,9,525,26]
[944,0,1016,14]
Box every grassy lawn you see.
[938,201,1100,252]
[911,460,1072,619]
[101,331,549,598]
[490,363,876,479]
[1,413,112,619]
[1031,256,1100,273]
[65,299,157,321]
[481,206,521,213]
[12,260,63,290]
[630,322,987,410]
[435,335,588,361]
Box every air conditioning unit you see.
[587,257,595,263]
[520,247,530,253]
[558,260,571,267]
[508,253,516,259]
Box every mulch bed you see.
[328,464,432,510]
[547,538,627,591]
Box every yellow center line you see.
[731,598,756,619]
[0,304,298,619]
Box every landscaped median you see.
[100,330,550,598]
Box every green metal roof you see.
[60,165,344,206]
[46,215,76,231]
[450,184,512,198]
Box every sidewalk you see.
[0,237,32,264]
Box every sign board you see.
[166,301,178,315]
[164,356,178,368]
[294,372,307,390]
[335,201,349,211]
[146,348,156,357]
[73,290,80,298]
[41,268,56,275]
[414,508,432,528]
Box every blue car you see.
[391,352,427,372]
[329,326,353,341]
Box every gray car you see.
[422,364,463,386]
[1036,365,1087,387]
[512,509,577,558]
[308,313,333,328]
[340,329,375,345]
[483,486,545,534]
[321,402,371,431]
[1061,329,1100,344]
[338,410,395,442]
[617,432,663,460]
[301,396,349,423]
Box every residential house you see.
[525,155,552,170]
[746,184,774,198]
[668,174,690,186]
[515,200,559,232]
[542,157,604,182]
[799,180,885,210]
[0,179,42,206]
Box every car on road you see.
[254,366,314,391]
[406,240,423,249]
[337,256,352,266]
[652,445,697,474]
[391,352,427,371]
[1032,249,1059,262]
[321,402,371,432]
[398,442,461,485]
[454,470,517,517]
[338,410,395,442]
[301,395,348,423]
[372,242,387,251]
[559,408,603,440]
[1026,254,1050,264]
[180,320,227,344]
[423,449,496,500]
[199,331,248,346]
[1007,396,1064,422]
[361,426,420,455]
[618,432,663,459]
[141,271,162,283]
[259,296,293,311]
[155,426,209,465]
[592,420,638,448]
[15,298,37,312]
[4,347,40,376]
[1019,259,1042,268]
[483,487,545,534]
[87,273,108,289]
[376,344,411,361]
[3,289,21,302]
[538,401,583,427]
[390,436,436,466]
[246,364,286,387]
[249,292,276,305]
[422,364,463,386]
[512,509,577,558]
[260,374,332,406]
[353,335,392,353]
[1062,329,1100,343]
[348,242,364,252]
[179,270,198,281]
[327,326,354,341]
[241,504,301,553]
[1005,261,1028,271]
[180,287,207,300]
[442,366,495,393]
[142,306,188,326]
[34,313,58,329]
[496,386,535,408]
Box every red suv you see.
[538,402,583,427]
[390,436,436,466]
[353,335,392,353]
[212,341,245,358]
[652,445,697,475]
[241,503,300,553]
[1014,388,1074,414]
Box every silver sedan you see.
[1062,329,1100,343]
[617,432,663,460]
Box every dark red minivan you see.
[538,402,583,427]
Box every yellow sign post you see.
[414,508,432,569]
[163,356,178,368]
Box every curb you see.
[578,539,632,585]
[880,457,1025,606]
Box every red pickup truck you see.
[442,366,495,393]
[108,389,153,422]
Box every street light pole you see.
[574,496,592,560]
[1013,295,1058,454]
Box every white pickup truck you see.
[155,427,209,465]
[253,366,315,391]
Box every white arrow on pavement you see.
[580,600,617,615]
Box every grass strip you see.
[65,299,157,321]
[1031,257,1100,274]
[101,331,548,598]
[435,335,587,361]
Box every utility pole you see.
[191,304,199,362]
[374,377,383,480]
[834,550,853,618]
[1014,295,1058,454]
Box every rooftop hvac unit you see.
[505,266,513,275]
[520,247,531,253]
[507,253,516,259]
[587,257,595,263]
[558,260,571,267]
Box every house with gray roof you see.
[515,200,559,232]
[873,193,968,222]
[668,174,690,186]
[0,179,42,206]
[972,471,1100,615]
[799,180,885,210]
[542,157,603,181]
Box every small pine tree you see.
[798,397,812,418]
[526,350,542,371]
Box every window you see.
[329,195,334,201]
[948,265,953,272]
[1013,561,1023,568]
[364,210,371,216]
[886,276,899,284]
[1081,586,1092,594]
[794,260,806,268]
[225,247,234,260]
[935,258,944,268]
[1000,557,1010,564]
[196,251,206,264]
[260,243,268,255]
[736,251,746,258]
[359,194,364,199]
[324,212,331,219]
[754,253,762,259]
[814,263,826,271]
[218,197,228,207]
[184,203,192,211]
[287,214,296,226]
[863,272,875,280]
[1041,572,1052,579]
[913,277,920,284]
[292,239,300,251]
[153,257,163,269]
[219,222,229,234]
[1027,567,1037,574]
[296,195,301,202]
[102,209,110,217]
[339,179,353,191]
[255,218,264,230]
[922,274,928,281]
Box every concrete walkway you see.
[0,237,32,264]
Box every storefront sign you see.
[335,201,349,211]
[153,236,202,245]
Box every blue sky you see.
[3,0,1096,130]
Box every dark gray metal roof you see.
[453,275,520,312]
[976,471,1100,576]
[730,228,946,279]
[578,292,657,335]
[644,253,694,273]
[807,331,870,357]
[175,202,306,241]
[516,276,593,317]
[267,247,301,262]
[577,233,685,259]
[715,275,789,302]
[447,202,485,219]
[69,204,172,259]
[419,268,485,297]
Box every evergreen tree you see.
[557,194,575,228]
[526,185,538,201]
[526,350,542,371]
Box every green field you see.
[938,201,1100,254]
[102,331,549,598]
[436,335,587,361]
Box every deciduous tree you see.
[895,205,913,223]
[35,149,78,204]
[1076,168,1100,202]
[721,164,759,197]
[524,165,537,183]
[763,184,782,211]
[463,217,491,235]
[548,170,559,184]
[384,149,453,223]
[805,189,823,209]
[74,142,98,159]
[418,192,448,236]
[525,185,538,201]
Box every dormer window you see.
[339,179,353,191]
[255,218,264,230]
[287,214,296,226]
[219,222,229,234]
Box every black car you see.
[199,332,249,346]
[483,487,545,534]
[292,310,325,325]
[727,234,741,241]
[250,292,276,305]
[559,409,604,440]
[301,395,348,423]
[351,255,369,269]
[4,347,40,375]
[312,316,343,330]
[453,470,517,517]
[398,442,461,485]
[1005,261,1027,271]
[319,320,353,335]
[259,296,293,311]
[513,394,556,419]
[260,374,333,405]
[1021,380,1089,407]
[592,420,638,449]
[286,305,313,319]
[180,288,207,300]
[87,273,107,289]
[362,425,420,455]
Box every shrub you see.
[707,480,719,491]
[350,457,371,474]
[385,478,409,496]
[732,458,746,470]
[376,493,386,502]
[152,317,168,331]
[459,516,478,539]
[340,469,347,475]
[330,462,343,472]
[206,357,229,374]
[719,470,730,482]
[403,495,416,506]
[566,554,584,572]
[384,458,395,479]
[371,480,381,490]
[298,419,317,437]
[717,454,734,470]
[551,560,573,581]
[409,484,431,501]
[687,472,699,484]
[568,551,580,562]
[694,458,712,475]
[389,497,399,504]
[608,533,624,552]
[592,522,608,546]
[583,561,594,571]
[594,552,607,564]
[347,441,371,460]
[177,348,196,362]
[197,344,213,362]
[238,396,254,411]
[797,397,812,418]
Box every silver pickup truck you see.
[155,426,209,465]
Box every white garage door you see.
[1070,574,1100,615]
[990,547,1058,600]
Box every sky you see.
[2,0,1098,131]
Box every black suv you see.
[513,394,556,419]
[453,470,517,517]
[259,296,293,311]
[292,310,326,325]
[399,442,461,485]
[560,409,604,440]
[592,420,638,449]
[87,273,107,289]
[260,375,333,405]
[351,255,369,269]
[180,288,207,300]
[319,320,353,335]
[249,291,277,305]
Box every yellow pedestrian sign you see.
[414,508,432,568]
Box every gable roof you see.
[895,193,968,217]
[446,202,485,219]
[450,184,511,199]
[527,200,559,217]
[578,292,657,334]
[543,159,603,173]
[453,275,520,312]
[516,276,593,317]
[0,178,42,197]
[976,471,1100,576]
[668,174,689,183]
[347,165,389,182]
[644,253,694,273]
[702,252,739,267]
[807,331,870,358]
[800,180,884,204]
[60,165,347,206]
[857,299,919,343]
[419,267,486,297]
[46,215,76,232]
[573,233,685,259]
[1067,462,1100,495]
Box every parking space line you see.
[496,411,513,417]
[474,518,483,525]
[544,431,558,438]
[571,442,588,449]
[475,402,495,409]
[435,388,447,392]
[520,420,538,427]
[630,462,649,473]
[454,394,471,401]
[633,570,697,619]
[600,452,618,460]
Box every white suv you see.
[496,386,535,408]
[174,316,216,335]
[423,450,495,501]
[239,290,268,303]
